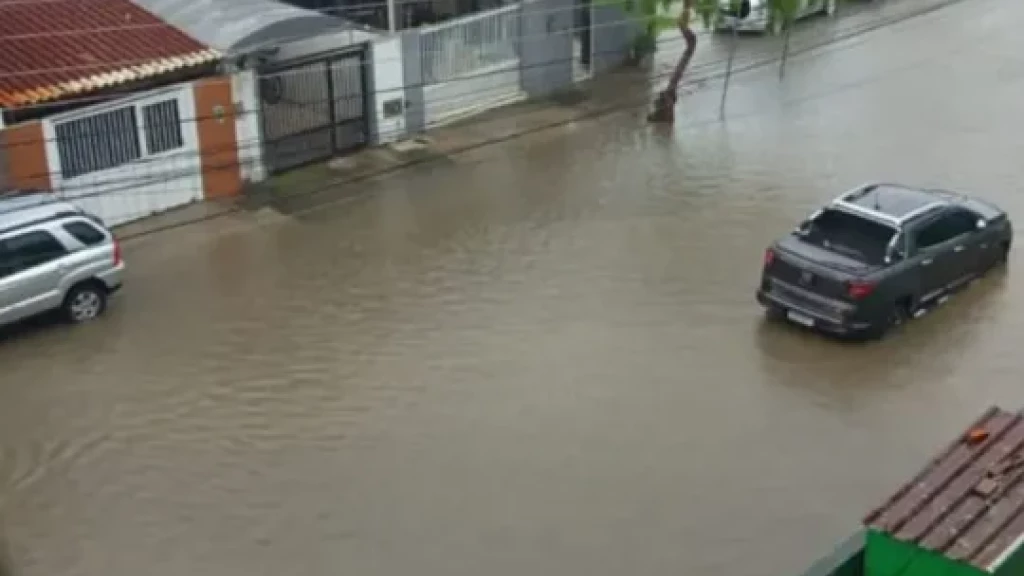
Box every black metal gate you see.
[259,48,370,175]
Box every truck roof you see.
[831,183,948,228]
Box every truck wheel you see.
[865,299,912,340]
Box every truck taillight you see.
[846,280,876,300]
[113,238,122,265]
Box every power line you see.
[54,30,941,243]
[1,0,967,238]
[0,2,655,81]
[4,44,662,193]
[6,16,898,206]
[1,0,948,156]
[4,48,705,205]
[0,31,695,155]
[1,0,932,114]
[0,0,652,30]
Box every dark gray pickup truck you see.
[756,182,1013,339]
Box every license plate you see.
[787,310,815,327]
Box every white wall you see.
[41,83,204,227]
[370,36,406,144]
[231,69,267,183]
[423,61,522,127]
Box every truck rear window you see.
[799,209,896,264]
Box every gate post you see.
[399,30,426,135]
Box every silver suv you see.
[0,192,124,327]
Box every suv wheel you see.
[63,283,107,324]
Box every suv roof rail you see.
[0,191,66,217]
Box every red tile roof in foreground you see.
[0,0,220,109]
[865,407,1024,572]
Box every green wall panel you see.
[865,530,985,576]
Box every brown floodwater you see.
[1,0,1023,574]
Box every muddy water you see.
[1,0,1023,575]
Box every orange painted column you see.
[192,77,243,199]
[0,120,51,191]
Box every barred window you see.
[142,99,184,155]
[55,106,141,179]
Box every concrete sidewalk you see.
[117,0,973,241]
[235,71,657,217]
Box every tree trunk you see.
[647,1,697,123]
[666,26,698,95]
[719,25,738,120]
[779,24,791,81]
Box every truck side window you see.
[916,212,975,250]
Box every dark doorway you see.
[574,0,592,74]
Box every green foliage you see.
[614,0,841,64]
[631,27,660,58]
[772,0,804,21]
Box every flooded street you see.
[2,0,1024,574]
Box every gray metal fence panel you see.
[591,2,639,73]
[400,30,427,135]
[419,5,521,85]
[519,0,575,97]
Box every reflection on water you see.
[2,1,1024,575]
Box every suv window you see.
[0,231,68,277]
[915,211,976,250]
[799,208,896,265]
[63,221,106,246]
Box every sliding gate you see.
[259,48,370,175]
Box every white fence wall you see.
[232,69,266,184]
[41,83,203,227]
[419,4,525,126]
[371,36,407,144]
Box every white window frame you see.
[48,85,194,182]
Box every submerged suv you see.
[0,193,124,328]
[756,183,1012,339]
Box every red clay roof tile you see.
[0,0,220,108]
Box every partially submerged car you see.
[715,0,837,34]
[756,182,1012,339]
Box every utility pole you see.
[718,25,737,120]
[387,0,398,32]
